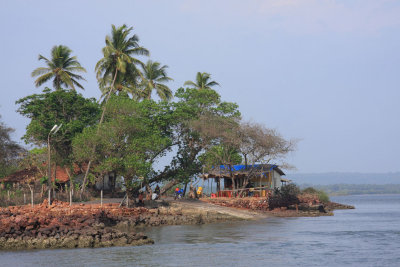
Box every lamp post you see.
[47,124,62,205]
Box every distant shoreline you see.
[299,184,400,196]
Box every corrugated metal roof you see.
[205,164,285,178]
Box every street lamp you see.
[47,124,62,205]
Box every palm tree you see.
[184,72,219,90]
[31,45,86,90]
[95,24,149,98]
[140,60,173,101]
[81,24,149,196]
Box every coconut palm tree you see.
[95,24,149,98]
[140,60,173,101]
[31,45,86,90]
[184,72,219,90]
[81,24,149,196]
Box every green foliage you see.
[95,24,149,98]
[16,88,101,166]
[306,184,400,196]
[140,60,173,101]
[73,95,171,187]
[184,72,219,90]
[31,45,86,90]
[151,87,241,185]
[279,184,300,199]
[200,145,242,170]
[174,87,240,119]
[270,184,300,208]
[302,187,330,203]
[0,116,24,178]
[39,176,48,185]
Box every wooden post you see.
[48,188,51,206]
[126,194,129,208]
[101,190,103,207]
[24,193,26,205]
[7,190,10,201]
[70,189,72,206]
[31,189,34,208]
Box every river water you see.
[1,194,400,267]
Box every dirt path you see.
[170,199,266,220]
[82,198,264,220]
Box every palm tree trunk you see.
[80,69,118,197]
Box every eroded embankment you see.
[0,199,249,250]
[0,200,156,250]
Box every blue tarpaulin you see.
[217,164,277,171]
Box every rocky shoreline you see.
[0,199,245,250]
[0,200,156,250]
[0,197,354,250]
[203,197,355,217]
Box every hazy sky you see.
[1,0,399,173]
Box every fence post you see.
[24,193,26,205]
[101,190,103,207]
[7,190,10,201]
[70,189,72,207]
[31,189,34,208]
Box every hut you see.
[1,166,72,189]
[202,164,287,197]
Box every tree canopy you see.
[0,116,24,177]
[16,88,101,166]
[95,24,149,98]
[184,72,220,90]
[13,23,296,194]
[31,45,86,90]
[140,60,173,101]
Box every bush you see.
[317,190,330,203]
[280,184,300,198]
[269,184,300,209]
[302,187,330,203]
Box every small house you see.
[202,164,287,196]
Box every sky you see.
[0,0,399,173]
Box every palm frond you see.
[34,72,54,87]
[184,80,197,87]
[31,67,51,77]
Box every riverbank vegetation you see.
[1,24,296,201]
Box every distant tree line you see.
[301,184,400,195]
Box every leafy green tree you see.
[16,88,101,167]
[0,116,24,178]
[73,95,171,192]
[79,24,149,195]
[95,24,149,98]
[140,60,173,100]
[147,87,241,192]
[184,72,219,90]
[199,145,242,172]
[31,45,86,90]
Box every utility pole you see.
[47,124,62,206]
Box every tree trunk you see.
[160,179,180,195]
[183,182,188,196]
[80,69,118,197]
